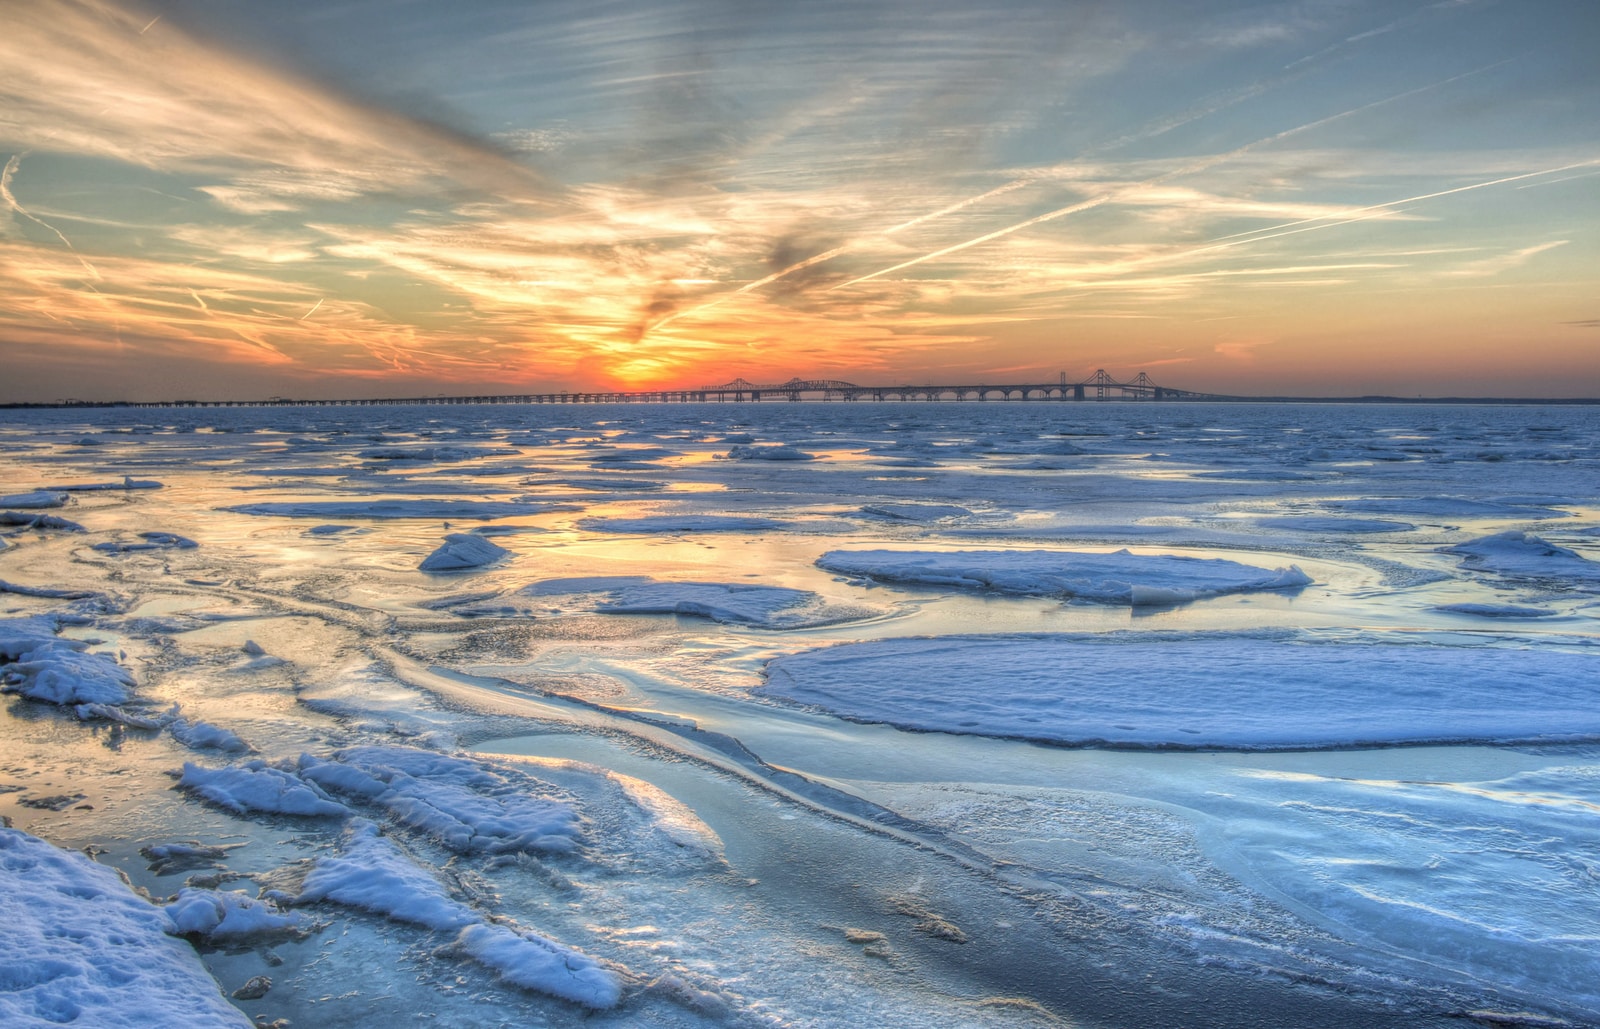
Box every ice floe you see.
[1433,603,1559,618]
[296,820,476,931]
[578,514,784,533]
[1443,531,1600,582]
[723,443,814,461]
[419,532,511,571]
[43,477,163,491]
[0,828,252,1027]
[817,548,1312,606]
[165,887,301,938]
[762,635,1600,749]
[91,532,199,553]
[0,490,70,508]
[177,761,351,818]
[1329,497,1569,520]
[859,503,973,522]
[509,576,854,628]
[452,922,621,1009]
[0,511,85,531]
[0,617,136,705]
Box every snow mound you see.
[177,761,351,818]
[817,548,1312,606]
[1,626,136,706]
[762,635,1600,749]
[295,747,582,855]
[0,491,70,509]
[297,820,476,931]
[1443,531,1600,582]
[165,887,300,938]
[0,828,252,1027]
[453,922,621,1009]
[578,514,783,534]
[419,532,511,571]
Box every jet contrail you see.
[828,65,1509,292]
[3,153,101,281]
[300,298,325,321]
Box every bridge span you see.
[91,370,1219,408]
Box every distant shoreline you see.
[3,395,1599,410]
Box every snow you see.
[419,532,511,571]
[0,490,70,508]
[817,548,1312,606]
[762,634,1600,749]
[1443,531,1600,582]
[0,627,136,706]
[0,827,252,1028]
[169,717,251,752]
[296,820,476,931]
[295,747,583,854]
[177,761,352,818]
[164,887,300,938]
[452,922,621,1009]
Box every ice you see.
[0,511,85,530]
[761,635,1600,749]
[1330,497,1570,520]
[1434,603,1560,618]
[1255,516,1414,533]
[222,499,563,519]
[42,477,163,491]
[512,576,847,628]
[165,887,300,938]
[0,490,70,508]
[296,820,476,931]
[578,513,784,533]
[724,443,815,461]
[0,828,252,1028]
[860,503,973,522]
[91,532,199,553]
[177,761,352,818]
[169,718,251,753]
[295,747,582,854]
[1444,531,1600,582]
[452,922,621,1009]
[817,548,1312,606]
[0,620,136,706]
[418,532,511,571]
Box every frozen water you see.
[761,634,1600,749]
[3,400,1599,1028]
[818,548,1312,606]
[418,532,511,571]
[0,827,252,1027]
[165,887,301,938]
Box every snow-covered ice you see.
[296,820,476,931]
[1443,530,1600,582]
[418,532,511,571]
[818,548,1312,606]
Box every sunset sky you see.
[2,0,1596,402]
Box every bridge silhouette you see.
[91,370,1220,408]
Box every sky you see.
[1,0,1597,402]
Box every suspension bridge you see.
[65,370,1221,408]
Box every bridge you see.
[79,370,1218,408]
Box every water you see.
[2,401,1597,1027]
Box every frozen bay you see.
[2,400,1598,1027]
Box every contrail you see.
[3,153,102,282]
[139,16,162,35]
[300,298,325,321]
[829,65,1507,292]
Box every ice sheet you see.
[818,548,1312,606]
[762,634,1600,749]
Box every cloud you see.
[1445,239,1569,277]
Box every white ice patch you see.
[0,828,252,1027]
[578,514,783,533]
[1443,531,1600,583]
[452,922,621,1009]
[762,635,1600,749]
[295,747,582,855]
[165,887,300,938]
[177,761,351,818]
[0,621,136,706]
[296,820,476,931]
[0,490,70,508]
[515,577,845,628]
[419,532,511,572]
[169,718,251,753]
[817,548,1311,606]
